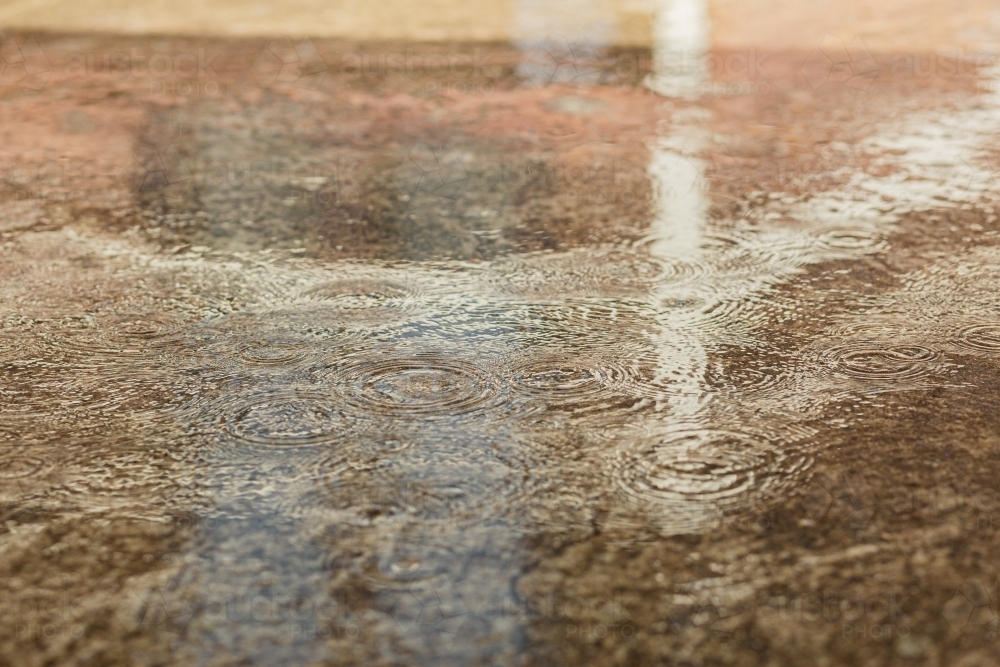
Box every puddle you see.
[4,5,1000,667]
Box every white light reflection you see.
[646,0,710,419]
[645,0,709,100]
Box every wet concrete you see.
[3,12,1000,667]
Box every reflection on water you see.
[645,0,709,98]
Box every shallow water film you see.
[4,2,1000,665]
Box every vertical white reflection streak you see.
[647,0,710,419]
[646,0,709,100]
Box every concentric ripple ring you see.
[821,344,938,380]
[44,314,184,357]
[616,429,782,506]
[304,278,412,310]
[506,350,644,413]
[236,340,308,365]
[325,354,504,419]
[220,391,347,446]
[957,324,1000,352]
[0,455,45,479]
[816,228,884,252]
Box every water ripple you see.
[236,340,310,365]
[305,278,409,304]
[956,324,1000,352]
[506,348,647,414]
[819,344,940,380]
[216,390,351,447]
[325,534,461,590]
[189,310,359,380]
[617,429,774,503]
[319,353,507,421]
[504,300,661,346]
[0,454,45,479]
[306,431,535,527]
[815,227,886,253]
[301,277,423,324]
[492,249,670,298]
[612,426,811,533]
[705,356,796,395]
[39,314,188,358]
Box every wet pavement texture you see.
[3,14,1000,667]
